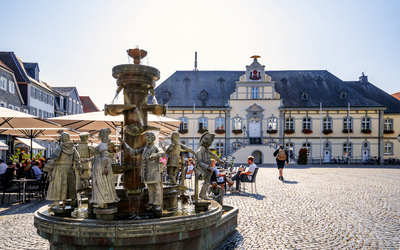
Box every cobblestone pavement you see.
[218,166,400,249]
[0,166,399,249]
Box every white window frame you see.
[302,117,311,130]
[384,118,393,131]
[8,104,14,110]
[285,117,294,130]
[0,102,6,107]
[179,118,188,130]
[343,117,353,130]
[0,77,6,90]
[23,109,29,114]
[69,98,72,112]
[216,142,224,156]
[233,117,242,130]
[384,141,393,155]
[31,86,36,98]
[38,109,42,118]
[15,106,20,111]
[361,116,371,130]
[267,117,277,130]
[216,117,224,130]
[252,87,259,99]
[323,117,332,130]
[8,81,14,94]
[343,142,352,157]
[60,96,64,109]
[198,118,208,130]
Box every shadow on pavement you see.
[282,180,298,184]
[217,229,243,250]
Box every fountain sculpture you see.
[34,47,238,250]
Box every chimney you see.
[359,72,368,84]
[194,51,198,71]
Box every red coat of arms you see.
[249,70,261,80]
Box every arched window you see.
[285,117,294,130]
[384,142,393,154]
[179,118,188,130]
[252,87,259,99]
[303,142,311,157]
[285,142,294,156]
[216,118,224,130]
[232,117,242,130]
[198,118,207,130]
[361,117,371,130]
[323,117,332,130]
[216,142,224,156]
[384,118,393,131]
[267,117,277,130]
[302,117,311,130]
[343,142,352,157]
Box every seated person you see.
[231,156,257,193]
[31,162,43,180]
[186,159,194,178]
[0,159,7,175]
[207,182,224,205]
[211,159,226,190]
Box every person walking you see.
[273,145,289,181]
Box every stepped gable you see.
[345,80,400,113]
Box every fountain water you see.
[34,47,238,250]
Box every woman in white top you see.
[186,159,194,178]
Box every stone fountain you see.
[34,47,238,250]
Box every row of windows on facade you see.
[30,107,54,118]
[0,102,28,113]
[58,96,83,114]
[285,117,394,131]
[0,77,15,94]
[178,117,394,132]
[31,86,54,106]
[285,141,394,157]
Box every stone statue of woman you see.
[90,128,120,208]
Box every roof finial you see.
[251,55,261,61]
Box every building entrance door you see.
[249,116,261,137]
[324,150,331,163]
[362,149,369,161]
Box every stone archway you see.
[252,150,263,164]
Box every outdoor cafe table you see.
[12,178,38,203]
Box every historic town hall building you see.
[154,57,400,164]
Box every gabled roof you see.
[345,80,400,113]
[0,51,55,94]
[80,96,100,113]
[0,59,13,72]
[391,91,400,101]
[154,70,384,109]
[52,87,76,96]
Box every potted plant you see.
[298,148,308,165]
[342,129,353,133]
[267,129,277,134]
[302,129,313,134]
[362,129,372,134]
[178,129,188,134]
[198,128,208,134]
[232,129,243,135]
[215,128,225,134]
[284,129,295,134]
[322,129,332,135]
[383,130,394,134]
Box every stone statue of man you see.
[120,132,165,211]
[75,132,94,191]
[195,132,223,201]
[45,132,81,208]
[164,131,196,184]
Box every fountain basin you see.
[34,202,238,250]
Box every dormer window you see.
[340,92,346,99]
[280,77,288,84]
[301,92,308,100]
[200,89,208,101]
[162,90,171,105]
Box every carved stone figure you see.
[46,132,81,208]
[90,128,120,208]
[75,132,94,191]
[207,182,224,205]
[195,132,222,200]
[164,132,195,184]
[121,132,164,211]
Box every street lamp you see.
[242,125,247,147]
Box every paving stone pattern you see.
[0,167,399,249]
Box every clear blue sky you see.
[2,0,400,109]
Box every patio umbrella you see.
[48,111,181,136]
[0,107,65,157]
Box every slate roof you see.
[0,59,13,72]
[80,96,100,113]
[23,62,39,71]
[345,80,400,113]
[52,87,75,96]
[0,52,55,94]
[153,70,384,109]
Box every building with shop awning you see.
[15,137,46,150]
[0,141,9,150]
